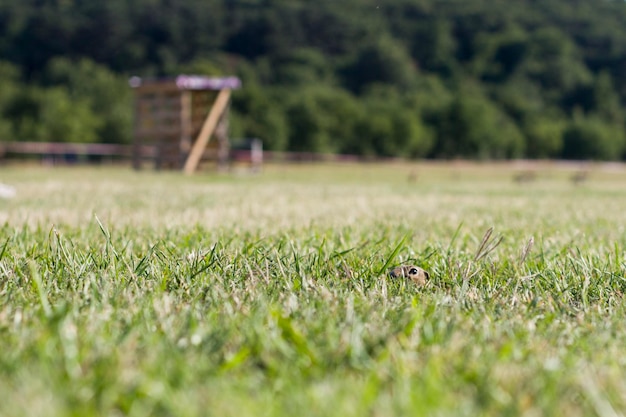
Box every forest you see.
[1,0,626,160]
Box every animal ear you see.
[424,271,430,280]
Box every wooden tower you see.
[130,75,241,174]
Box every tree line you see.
[1,0,626,160]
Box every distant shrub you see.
[6,87,101,143]
[523,114,566,158]
[231,85,289,151]
[43,58,132,144]
[432,89,525,159]
[561,115,625,160]
[352,98,433,158]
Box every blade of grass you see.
[474,227,503,262]
[446,222,464,257]
[0,237,9,262]
[29,261,51,317]
[377,234,408,276]
[134,242,159,276]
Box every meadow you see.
[1,161,626,416]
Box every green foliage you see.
[288,87,364,155]
[285,94,335,153]
[410,18,458,75]
[523,114,567,159]
[176,58,225,77]
[271,49,337,86]
[342,36,417,94]
[231,85,289,151]
[314,89,363,154]
[351,88,433,158]
[0,118,10,141]
[433,87,525,159]
[470,26,529,82]
[561,114,625,160]
[7,87,102,143]
[521,28,592,95]
[0,61,21,140]
[43,58,132,144]
[1,0,626,159]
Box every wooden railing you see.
[0,141,154,157]
[0,141,158,166]
[0,141,262,170]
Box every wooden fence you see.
[0,141,154,163]
[0,140,263,170]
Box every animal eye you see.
[409,268,418,274]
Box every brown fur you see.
[389,265,429,286]
[570,170,588,185]
[513,170,537,184]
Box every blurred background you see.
[0,0,625,162]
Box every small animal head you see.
[389,265,429,286]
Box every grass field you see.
[1,161,626,417]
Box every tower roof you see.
[129,75,242,91]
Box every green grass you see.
[1,162,626,416]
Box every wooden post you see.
[183,88,231,175]
[214,100,230,172]
[179,90,192,168]
[154,93,166,170]
[250,138,263,173]
[132,92,143,170]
